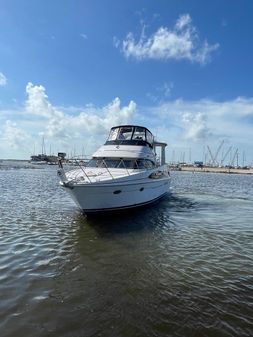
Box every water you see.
[0,163,253,337]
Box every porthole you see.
[113,190,122,194]
[140,187,144,191]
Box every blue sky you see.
[1,0,253,165]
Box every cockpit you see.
[105,125,154,148]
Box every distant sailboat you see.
[30,137,47,164]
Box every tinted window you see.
[133,127,146,141]
[87,158,155,169]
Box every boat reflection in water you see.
[58,125,171,213]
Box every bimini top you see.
[105,125,154,148]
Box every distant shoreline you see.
[171,165,253,175]
[0,159,28,162]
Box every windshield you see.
[108,126,134,141]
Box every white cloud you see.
[181,111,211,140]
[44,97,136,141]
[175,13,192,30]
[1,82,253,164]
[0,72,7,86]
[154,97,253,139]
[113,36,120,49]
[26,82,56,117]
[1,120,28,148]
[158,82,174,97]
[0,83,137,158]
[149,97,253,163]
[116,14,219,64]
[24,83,136,153]
[146,82,174,103]
[125,98,249,165]
[80,33,88,40]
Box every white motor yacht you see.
[57,125,170,213]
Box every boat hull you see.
[62,177,170,213]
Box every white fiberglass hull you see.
[61,173,170,213]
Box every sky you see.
[0,0,253,165]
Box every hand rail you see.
[102,159,114,180]
[119,159,130,176]
[59,158,92,183]
[58,157,153,184]
[77,160,92,183]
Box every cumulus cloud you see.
[1,120,28,148]
[144,97,253,164]
[25,83,136,142]
[181,111,211,140]
[153,97,253,145]
[175,13,192,30]
[0,82,136,157]
[0,72,7,86]
[1,82,253,162]
[25,82,60,118]
[116,14,219,64]
[22,84,253,154]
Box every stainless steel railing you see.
[58,157,159,184]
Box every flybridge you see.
[105,125,154,148]
[104,125,167,165]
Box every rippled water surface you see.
[0,163,253,337]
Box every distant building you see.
[194,161,203,167]
[58,152,66,159]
